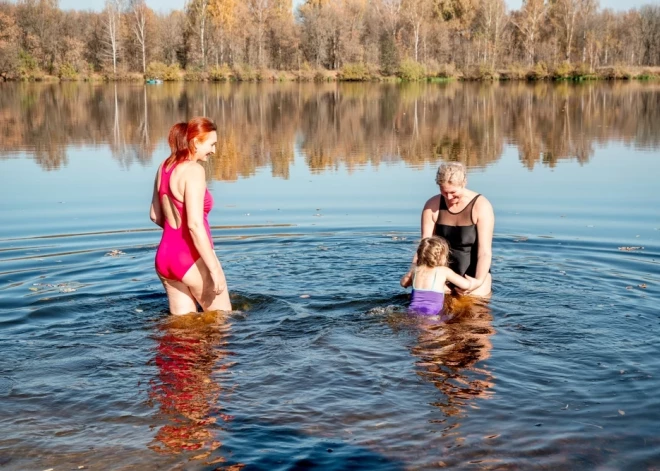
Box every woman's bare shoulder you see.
[423,193,441,211]
[176,161,205,179]
[474,193,494,214]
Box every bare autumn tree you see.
[376,0,403,41]
[186,0,210,68]
[129,0,150,74]
[577,0,597,64]
[267,0,298,69]
[155,10,185,65]
[298,0,333,68]
[550,0,579,62]
[103,0,123,74]
[373,0,402,71]
[596,8,616,66]
[476,0,507,67]
[402,0,431,61]
[511,0,548,65]
[639,5,660,66]
[621,9,643,65]
[247,0,272,67]
[338,0,369,65]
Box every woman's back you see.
[155,160,213,282]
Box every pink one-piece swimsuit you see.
[155,161,214,282]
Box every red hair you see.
[164,122,188,167]
[164,117,217,166]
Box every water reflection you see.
[147,311,236,465]
[405,296,495,427]
[414,297,495,419]
[1,82,659,175]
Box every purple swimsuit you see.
[409,269,445,316]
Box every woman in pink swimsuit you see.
[150,117,231,315]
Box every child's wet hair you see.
[416,236,450,268]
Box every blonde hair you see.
[435,162,467,186]
[416,237,450,268]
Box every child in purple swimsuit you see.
[400,236,475,316]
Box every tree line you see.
[0,0,659,81]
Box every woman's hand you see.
[210,268,227,295]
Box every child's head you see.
[416,236,450,268]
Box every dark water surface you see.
[1,82,659,470]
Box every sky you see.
[57,0,659,14]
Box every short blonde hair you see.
[435,162,467,186]
[416,236,450,268]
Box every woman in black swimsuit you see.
[412,162,494,296]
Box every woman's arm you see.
[184,165,225,294]
[410,195,440,266]
[149,165,164,228]
[420,196,438,239]
[444,267,473,291]
[471,197,494,290]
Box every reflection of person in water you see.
[148,312,234,461]
[409,296,495,419]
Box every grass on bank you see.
[3,57,660,83]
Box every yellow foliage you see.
[208,0,236,30]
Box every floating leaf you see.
[638,284,648,289]
[300,294,310,298]
[618,410,625,415]
[618,246,644,251]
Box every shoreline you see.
[3,65,659,84]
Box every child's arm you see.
[400,269,413,288]
[443,268,473,291]
[401,262,417,288]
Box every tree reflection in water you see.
[2,82,659,176]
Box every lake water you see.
[0,81,659,470]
